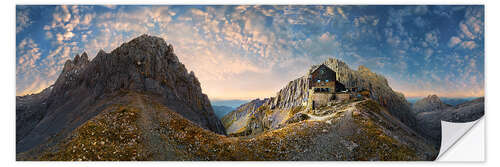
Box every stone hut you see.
[307,64,350,110]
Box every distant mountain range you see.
[407,97,478,106]
[211,100,247,119]
[211,99,249,108]
[212,105,235,119]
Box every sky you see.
[16,5,484,100]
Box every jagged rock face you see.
[321,59,414,128]
[221,98,269,135]
[412,95,484,145]
[267,76,309,110]
[16,35,225,153]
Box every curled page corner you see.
[436,118,482,160]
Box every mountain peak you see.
[55,34,223,134]
[420,94,443,105]
[412,94,448,115]
[427,94,439,99]
[116,34,172,55]
[16,34,226,153]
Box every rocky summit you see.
[223,58,415,136]
[16,34,225,156]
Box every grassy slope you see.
[25,92,436,161]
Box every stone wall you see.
[309,92,334,110]
[335,93,350,101]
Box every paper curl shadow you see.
[436,117,483,160]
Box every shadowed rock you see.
[412,95,484,145]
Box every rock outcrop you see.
[16,34,226,154]
[412,95,484,145]
[269,58,413,126]
[221,98,269,135]
[267,76,309,110]
[321,59,414,128]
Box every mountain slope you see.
[16,35,225,154]
[19,91,436,160]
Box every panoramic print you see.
[16,5,484,161]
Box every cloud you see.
[81,13,94,25]
[63,31,75,40]
[16,5,484,99]
[17,38,41,72]
[61,5,72,22]
[464,7,484,37]
[45,31,53,39]
[17,5,96,95]
[460,22,475,40]
[453,7,483,45]
[448,36,462,47]
[460,41,477,49]
[325,6,335,16]
[16,38,46,95]
[424,30,439,48]
[319,32,335,42]
[16,8,32,33]
[337,7,347,19]
[447,7,483,51]
[424,48,433,61]
[190,8,208,17]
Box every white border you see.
[3,0,496,167]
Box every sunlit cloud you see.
[448,36,462,47]
[16,7,32,33]
[16,5,484,99]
